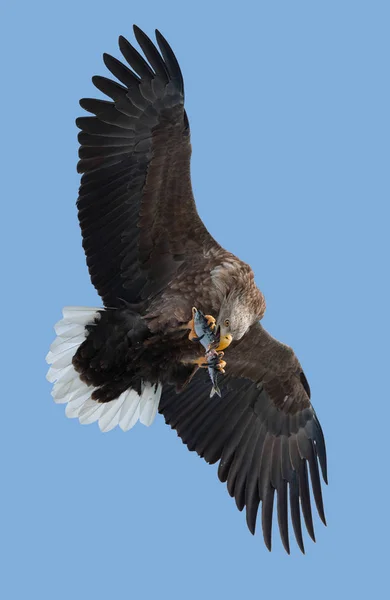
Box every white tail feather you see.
[46,306,162,432]
[49,336,81,353]
[119,390,142,431]
[46,364,72,384]
[65,392,91,418]
[79,399,106,425]
[54,322,86,337]
[98,395,127,432]
[140,386,162,426]
[52,378,82,403]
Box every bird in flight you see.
[46,25,327,554]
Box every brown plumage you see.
[47,25,327,554]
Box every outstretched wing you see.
[77,26,218,307]
[159,322,327,554]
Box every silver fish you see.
[205,349,223,398]
[192,308,225,398]
[191,308,224,397]
[192,307,219,351]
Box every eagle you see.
[46,25,327,554]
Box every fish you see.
[191,308,224,397]
[205,349,223,398]
[191,307,219,351]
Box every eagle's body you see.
[145,252,265,332]
[46,26,327,554]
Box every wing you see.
[77,26,219,307]
[159,322,327,553]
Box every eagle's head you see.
[216,291,258,345]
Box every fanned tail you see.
[46,307,162,432]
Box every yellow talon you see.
[191,355,226,371]
[188,325,198,341]
[187,307,198,341]
[204,314,216,330]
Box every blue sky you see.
[2,1,389,598]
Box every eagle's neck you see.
[210,257,266,321]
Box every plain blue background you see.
[2,1,389,598]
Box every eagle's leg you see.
[179,306,198,342]
[192,352,226,373]
[188,327,199,342]
[186,319,199,341]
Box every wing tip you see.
[263,535,272,552]
[118,34,130,52]
[102,52,111,67]
[246,515,256,536]
[132,24,147,45]
[307,528,316,544]
[155,28,166,45]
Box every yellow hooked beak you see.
[214,332,233,351]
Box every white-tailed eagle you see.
[46,26,327,554]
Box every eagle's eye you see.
[224,319,230,327]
